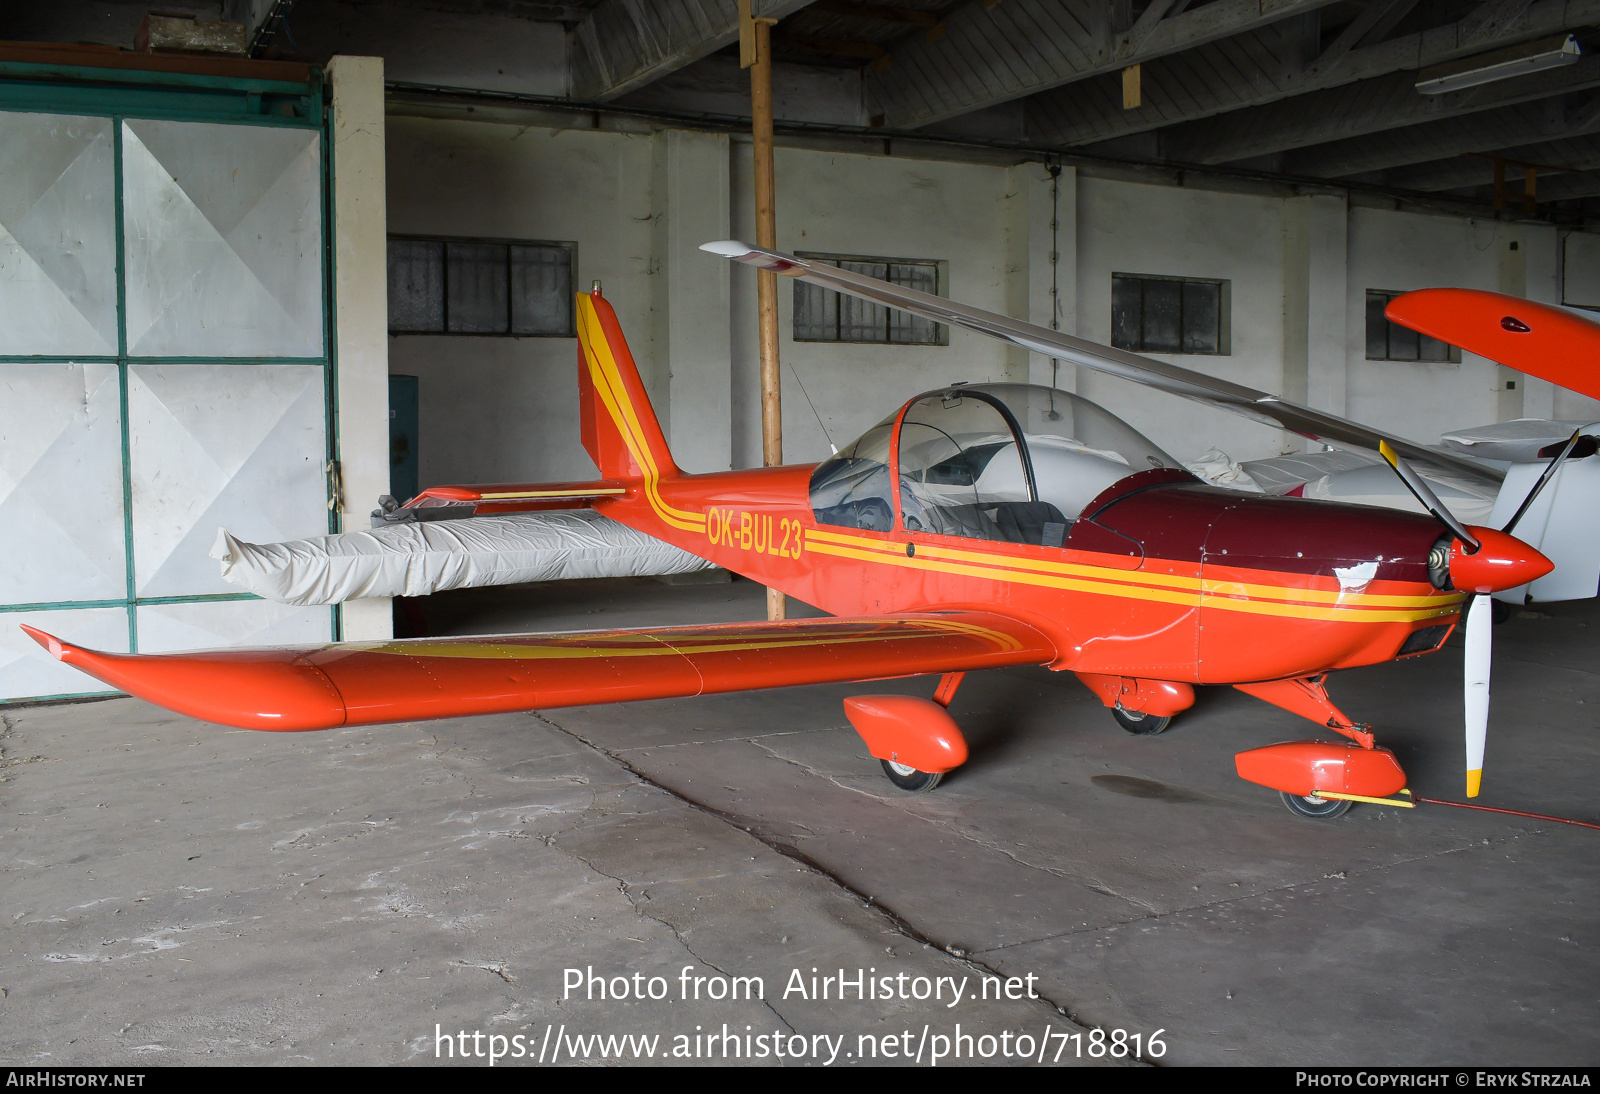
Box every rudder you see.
[576,290,680,484]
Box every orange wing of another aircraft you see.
[1385,289,1600,401]
[20,614,1052,732]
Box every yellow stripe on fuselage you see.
[804,531,1461,624]
[806,527,1450,609]
[577,297,705,533]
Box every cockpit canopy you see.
[809,383,1182,547]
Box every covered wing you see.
[701,240,1500,488]
[1386,289,1600,402]
[21,612,1053,731]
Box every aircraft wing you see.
[21,612,1054,732]
[701,240,1500,488]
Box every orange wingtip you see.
[15,626,347,732]
[18,623,64,660]
[1386,288,1600,402]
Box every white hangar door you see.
[0,69,337,703]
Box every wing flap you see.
[22,613,1054,732]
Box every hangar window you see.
[1366,290,1461,362]
[792,253,948,345]
[1111,274,1230,355]
[387,236,576,337]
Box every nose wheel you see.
[1113,706,1172,735]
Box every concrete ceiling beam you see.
[570,0,816,102]
[1159,51,1600,165]
[1451,164,1600,201]
[1286,92,1600,179]
[861,0,1346,130]
[1027,0,1599,149]
[1380,132,1600,191]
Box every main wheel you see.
[880,759,943,792]
[1279,790,1352,819]
[1112,706,1172,735]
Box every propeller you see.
[1377,438,1574,797]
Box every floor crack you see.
[743,736,1160,915]
[559,844,797,1034]
[453,959,517,984]
[529,712,1119,1056]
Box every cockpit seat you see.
[907,499,1070,546]
[814,497,893,532]
[990,500,1070,547]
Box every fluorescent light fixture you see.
[1416,34,1581,95]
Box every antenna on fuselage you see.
[787,361,836,455]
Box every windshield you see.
[973,383,1177,522]
[808,384,1180,543]
[808,410,898,532]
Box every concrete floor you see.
[4,575,1598,1066]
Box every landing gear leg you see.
[1234,676,1405,819]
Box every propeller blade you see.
[1503,428,1582,535]
[1377,440,1482,552]
[1463,594,1492,798]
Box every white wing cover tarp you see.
[212,509,715,606]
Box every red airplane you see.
[23,254,1587,819]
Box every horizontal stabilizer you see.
[382,479,627,521]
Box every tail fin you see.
[576,290,680,483]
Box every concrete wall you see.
[386,117,661,488]
[1076,177,1291,461]
[730,143,1025,468]
[384,111,1600,487]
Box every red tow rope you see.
[1414,796,1600,831]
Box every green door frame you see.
[0,58,339,702]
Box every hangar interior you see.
[3,0,1600,1068]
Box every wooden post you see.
[748,13,786,621]
[1523,166,1538,215]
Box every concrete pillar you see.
[664,129,733,473]
[1007,163,1075,390]
[326,55,392,641]
[1497,227,1528,422]
[1519,225,1560,421]
[1282,193,1347,450]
